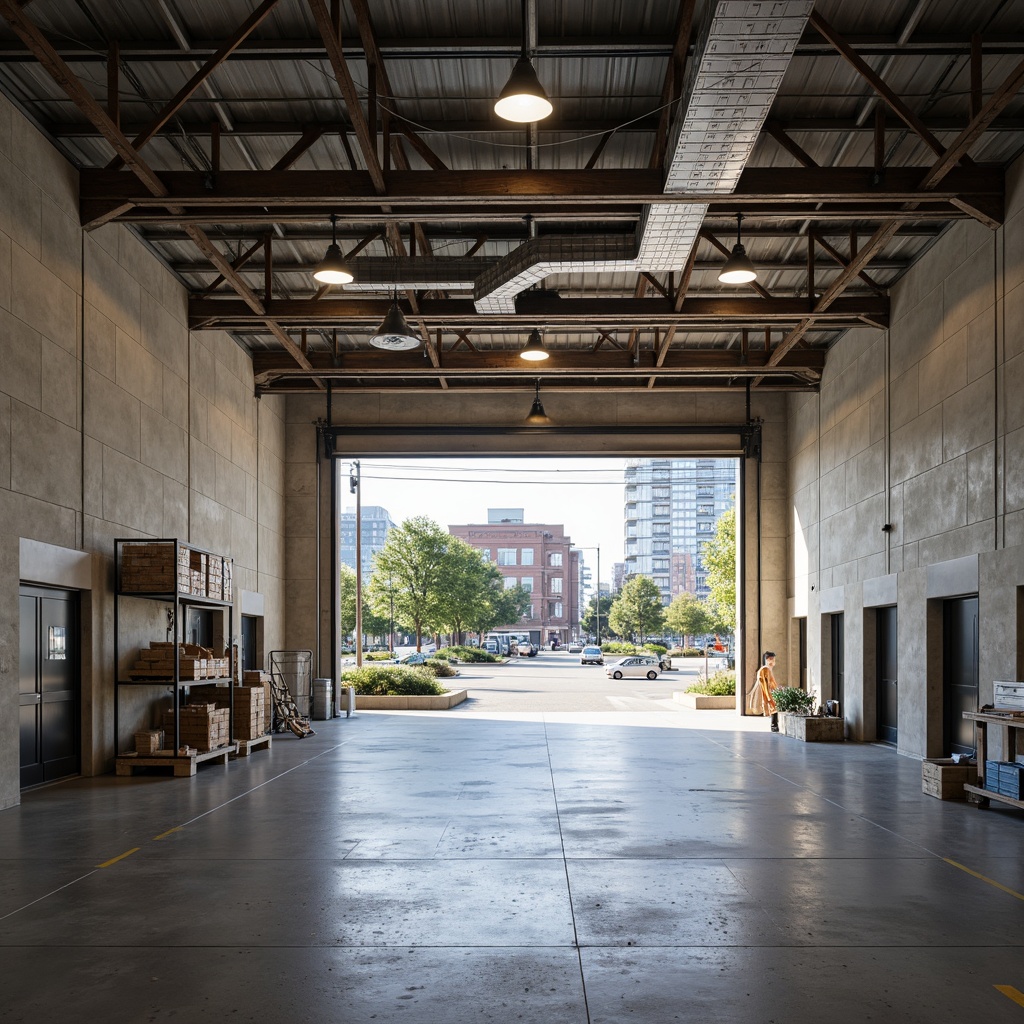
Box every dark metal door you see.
[20,587,79,787]
[943,597,979,757]
[831,613,844,707]
[241,615,258,671]
[876,606,898,744]
[798,616,807,690]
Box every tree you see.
[665,591,712,643]
[341,563,392,643]
[580,593,615,639]
[434,537,493,645]
[703,507,736,631]
[468,572,531,639]
[367,516,452,649]
[608,575,665,644]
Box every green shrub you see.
[686,671,736,696]
[773,686,816,713]
[366,650,394,661]
[425,658,458,678]
[679,647,702,657]
[642,644,668,655]
[601,641,636,654]
[339,665,448,696]
[435,645,500,663]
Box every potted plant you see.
[773,687,843,741]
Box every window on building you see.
[697,504,714,516]
[697,523,713,534]
[653,559,670,571]
[497,548,517,565]
[503,577,517,589]
[521,548,534,565]
[482,548,491,561]
[653,486,670,499]
[549,552,563,567]
[527,605,534,619]
[654,503,670,517]
[549,601,563,618]
[520,577,534,592]
[653,523,670,536]
[653,544,670,555]
[551,577,563,594]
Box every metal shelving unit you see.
[113,539,235,771]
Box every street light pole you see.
[350,460,363,668]
[596,546,601,645]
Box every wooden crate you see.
[134,729,165,754]
[922,758,976,800]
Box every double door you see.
[20,586,79,787]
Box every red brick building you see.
[449,510,580,646]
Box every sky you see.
[341,456,631,585]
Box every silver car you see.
[606,656,660,681]
[580,645,604,665]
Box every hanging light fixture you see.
[494,0,552,123]
[718,213,758,285]
[519,328,549,361]
[312,213,353,285]
[368,298,421,351]
[525,379,552,425]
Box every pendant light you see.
[494,0,552,123]
[519,328,549,361]
[368,297,421,351]
[718,213,758,285]
[312,213,353,285]
[525,380,552,425]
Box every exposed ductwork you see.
[341,257,497,292]
[473,0,815,312]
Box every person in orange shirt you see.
[747,650,780,731]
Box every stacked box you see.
[189,550,207,597]
[161,704,230,751]
[131,643,203,680]
[997,761,1024,800]
[189,684,266,739]
[207,556,224,600]
[119,543,184,593]
[135,729,165,754]
[244,670,273,726]
[921,758,974,800]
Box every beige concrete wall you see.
[284,388,793,708]
[0,95,286,808]
[787,153,1024,758]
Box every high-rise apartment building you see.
[340,505,396,576]
[623,458,737,605]
[449,510,579,646]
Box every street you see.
[446,648,736,714]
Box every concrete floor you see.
[3,699,1024,1023]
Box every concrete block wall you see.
[0,94,286,808]
[787,152,1024,758]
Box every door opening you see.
[876,605,898,744]
[943,596,978,758]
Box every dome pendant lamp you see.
[519,327,549,361]
[369,299,421,352]
[718,212,758,285]
[525,379,552,425]
[494,0,552,123]
[312,213,354,285]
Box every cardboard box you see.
[922,758,975,800]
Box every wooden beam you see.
[585,131,614,170]
[305,0,385,193]
[699,229,773,299]
[809,10,951,160]
[764,120,818,168]
[106,0,283,169]
[270,126,325,171]
[196,236,264,297]
[811,232,885,295]
[971,34,983,121]
[106,40,119,129]
[649,0,697,170]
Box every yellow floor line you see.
[96,847,140,868]
[944,859,1024,902]
[152,827,181,840]
[996,986,1024,1008]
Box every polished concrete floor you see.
[3,701,1024,1023]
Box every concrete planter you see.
[354,689,469,711]
[673,692,736,710]
[780,712,844,741]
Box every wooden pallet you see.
[115,743,238,777]
[231,734,272,757]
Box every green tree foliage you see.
[608,575,665,643]
[467,570,531,639]
[434,537,494,645]
[664,591,712,642]
[703,507,737,631]
[340,564,391,641]
[367,516,452,649]
[580,593,616,638]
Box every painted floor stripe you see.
[945,859,1024,902]
[996,986,1024,1008]
[97,847,140,868]
[153,827,181,840]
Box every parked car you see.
[567,642,583,654]
[391,651,427,666]
[606,656,660,681]
[482,639,500,654]
[517,641,538,657]
[580,645,604,665]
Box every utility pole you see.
[350,460,363,668]
[596,546,601,645]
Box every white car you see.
[580,645,604,665]
[606,656,660,681]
